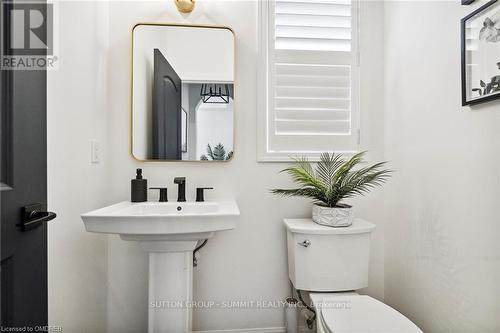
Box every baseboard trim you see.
[194,328,285,333]
[194,326,311,333]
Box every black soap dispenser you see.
[131,168,147,202]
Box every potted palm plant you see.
[271,152,391,227]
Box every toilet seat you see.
[314,294,422,333]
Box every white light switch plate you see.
[91,140,100,164]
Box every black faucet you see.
[173,177,186,202]
[196,187,213,202]
[150,187,168,202]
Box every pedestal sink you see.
[81,200,239,333]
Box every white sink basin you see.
[81,200,239,240]
[81,199,239,333]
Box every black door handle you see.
[18,203,57,231]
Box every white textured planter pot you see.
[312,204,354,227]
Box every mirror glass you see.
[132,24,234,161]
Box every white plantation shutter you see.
[275,0,352,52]
[258,0,360,161]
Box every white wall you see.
[104,1,386,331]
[383,1,500,332]
[133,25,234,83]
[47,1,109,332]
[195,101,234,159]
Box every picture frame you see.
[461,0,500,105]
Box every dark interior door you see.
[1,0,54,328]
[152,48,181,160]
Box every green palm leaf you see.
[202,143,233,161]
[271,152,392,207]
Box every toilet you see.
[284,218,422,333]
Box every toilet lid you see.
[320,295,422,333]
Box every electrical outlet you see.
[91,140,100,164]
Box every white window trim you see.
[257,0,361,162]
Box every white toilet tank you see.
[284,218,376,292]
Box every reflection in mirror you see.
[132,24,234,161]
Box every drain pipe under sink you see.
[193,239,208,267]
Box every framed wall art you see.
[461,0,500,105]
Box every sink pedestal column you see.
[140,240,198,333]
[82,200,239,332]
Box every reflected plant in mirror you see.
[200,143,233,161]
[131,24,235,161]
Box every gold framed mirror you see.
[131,23,235,162]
